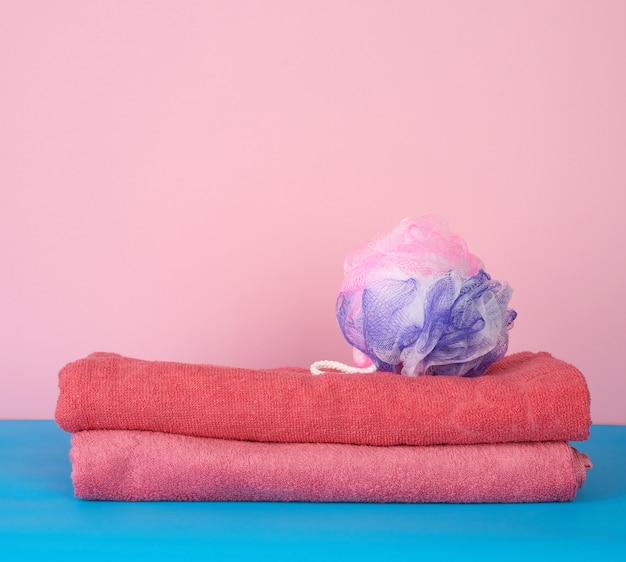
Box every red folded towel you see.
[56,351,591,447]
[70,430,591,503]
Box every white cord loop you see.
[310,360,377,375]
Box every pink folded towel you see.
[56,351,591,446]
[70,430,591,503]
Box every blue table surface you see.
[1,421,625,561]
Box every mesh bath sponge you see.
[336,216,517,377]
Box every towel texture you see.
[70,430,591,503]
[56,351,591,446]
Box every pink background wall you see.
[1,1,625,423]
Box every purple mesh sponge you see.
[336,216,517,376]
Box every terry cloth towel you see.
[56,351,591,447]
[70,430,591,503]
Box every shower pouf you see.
[336,216,517,377]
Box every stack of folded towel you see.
[55,351,592,503]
